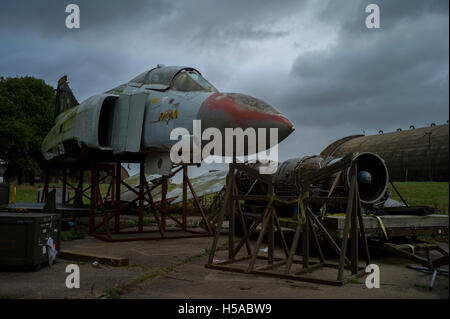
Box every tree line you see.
[0,76,55,184]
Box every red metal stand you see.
[42,152,213,242]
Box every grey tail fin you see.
[55,75,79,117]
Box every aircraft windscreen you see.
[171,70,217,92]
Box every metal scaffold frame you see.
[42,150,213,242]
[206,158,371,286]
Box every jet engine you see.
[235,152,389,206]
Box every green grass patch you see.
[389,182,449,214]
[60,224,88,241]
[8,183,111,205]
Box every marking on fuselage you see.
[158,109,179,124]
[152,98,159,103]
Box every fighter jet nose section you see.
[198,92,294,146]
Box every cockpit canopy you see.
[129,66,217,92]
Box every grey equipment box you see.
[0,213,61,268]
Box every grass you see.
[95,218,154,234]
[388,182,449,214]
[60,224,89,241]
[7,181,448,242]
[8,181,447,212]
[8,183,110,205]
[350,278,364,284]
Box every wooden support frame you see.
[206,161,371,286]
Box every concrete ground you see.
[0,233,448,299]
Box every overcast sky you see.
[1,0,448,179]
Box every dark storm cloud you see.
[284,0,449,132]
[0,0,172,36]
[0,0,302,99]
[163,0,300,43]
[0,0,298,40]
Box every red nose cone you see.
[198,92,294,144]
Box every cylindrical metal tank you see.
[320,124,449,182]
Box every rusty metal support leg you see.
[144,180,164,237]
[104,167,114,203]
[186,173,213,235]
[93,168,111,240]
[89,161,96,235]
[74,170,83,206]
[43,166,50,203]
[62,166,67,204]
[115,161,121,233]
[111,168,115,205]
[138,160,145,232]
[161,175,168,232]
[182,166,188,230]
